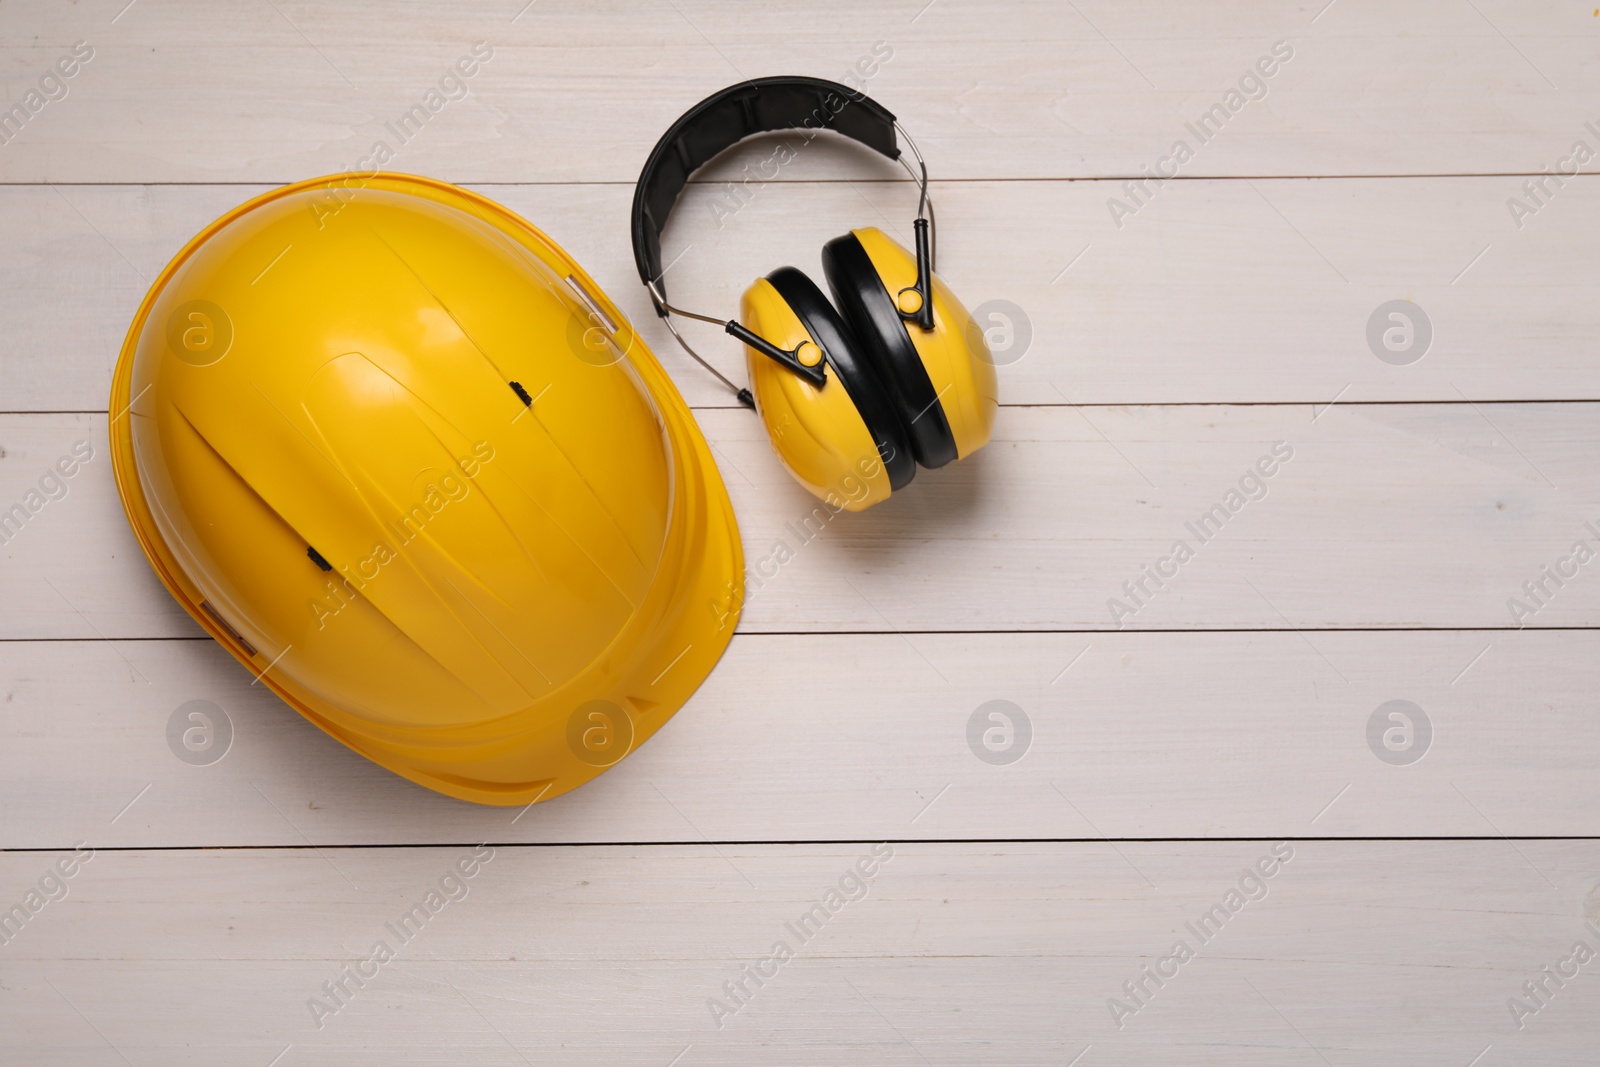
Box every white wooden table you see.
[4,1,1599,1063]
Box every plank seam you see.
[5,835,1598,854]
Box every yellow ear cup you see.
[739,277,892,512]
[850,227,998,459]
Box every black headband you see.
[629,76,900,309]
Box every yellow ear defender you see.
[631,77,998,511]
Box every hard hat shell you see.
[110,172,743,806]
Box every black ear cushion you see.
[763,266,915,492]
[822,232,958,470]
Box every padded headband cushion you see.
[631,76,900,300]
[822,232,958,469]
[764,266,915,492]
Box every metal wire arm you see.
[646,121,938,405]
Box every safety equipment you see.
[631,76,998,511]
[110,172,743,806]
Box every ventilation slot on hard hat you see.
[508,380,533,406]
[307,546,333,571]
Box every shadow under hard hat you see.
[109,172,743,806]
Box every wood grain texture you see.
[3,842,1597,1066]
[0,629,1595,848]
[4,402,1598,638]
[1,1,1597,183]
[6,176,1600,412]
[3,1,1599,1060]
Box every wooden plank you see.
[8,4,1599,1064]
[2,841,1595,1064]
[7,176,1600,412]
[2,628,1597,848]
[0,1,1596,182]
[5,402,1600,639]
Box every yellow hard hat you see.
[110,172,743,806]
